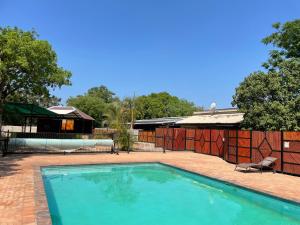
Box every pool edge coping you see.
[159,162,300,206]
[34,160,300,225]
[34,166,52,225]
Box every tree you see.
[103,102,121,128]
[87,85,119,103]
[0,27,71,130]
[232,20,300,130]
[134,92,200,119]
[67,95,107,127]
[107,101,134,153]
[7,93,61,108]
[67,85,120,127]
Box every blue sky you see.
[1,0,299,108]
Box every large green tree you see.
[232,20,300,130]
[134,92,200,119]
[87,86,119,104]
[0,27,71,129]
[67,85,120,127]
[67,87,200,127]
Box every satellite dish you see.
[210,102,217,113]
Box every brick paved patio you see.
[1,152,300,225]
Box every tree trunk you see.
[0,103,3,137]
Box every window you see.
[61,119,74,131]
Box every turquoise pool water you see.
[42,163,300,225]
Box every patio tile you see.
[0,152,300,224]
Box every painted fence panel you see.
[283,132,300,175]
[194,129,211,154]
[138,131,155,143]
[227,130,238,163]
[165,128,174,150]
[211,129,225,157]
[186,129,195,151]
[155,128,164,148]
[237,130,251,163]
[251,131,282,171]
[153,128,300,176]
[173,128,186,150]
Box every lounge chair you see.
[235,157,277,173]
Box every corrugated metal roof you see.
[176,112,244,125]
[4,103,57,117]
[134,117,184,125]
[48,106,76,115]
[48,106,95,120]
[193,108,240,116]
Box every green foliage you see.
[67,95,107,127]
[262,20,300,62]
[232,19,300,131]
[101,99,134,152]
[68,87,201,127]
[7,94,61,108]
[67,85,120,127]
[0,27,71,105]
[87,85,119,103]
[115,126,134,152]
[134,92,200,119]
[103,102,122,129]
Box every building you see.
[176,108,244,129]
[37,106,95,133]
[133,117,184,130]
[133,108,244,131]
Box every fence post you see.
[236,129,239,164]
[171,128,174,151]
[163,128,166,153]
[194,129,196,152]
[184,128,187,151]
[210,129,212,155]
[227,130,230,161]
[222,129,225,160]
[250,130,252,163]
[281,131,284,172]
[147,131,149,143]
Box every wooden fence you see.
[138,131,156,143]
[142,128,300,176]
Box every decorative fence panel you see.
[138,131,155,143]
[185,129,196,151]
[251,131,282,171]
[211,129,225,157]
[151,127,300,176]
[138,131,147,142]
[282,132,300,175]
[165,128,174,150]
[227,130,238,164]
[237,130,251,163]
[195,129,211,154]
[155,128,164,148]
[173,128,186,151]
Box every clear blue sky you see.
[1,0,299,108]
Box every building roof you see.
[192,108,241,116]
[4,103,57,117]
[48,106,95,120]
[176,108,244,125]
[134,117,184,125]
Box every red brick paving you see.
[0,152,300,224]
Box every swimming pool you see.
[42,163,300,225]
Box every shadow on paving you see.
[236,169,276,174]
[0,154,30,178]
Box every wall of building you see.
[1,125,37,133]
